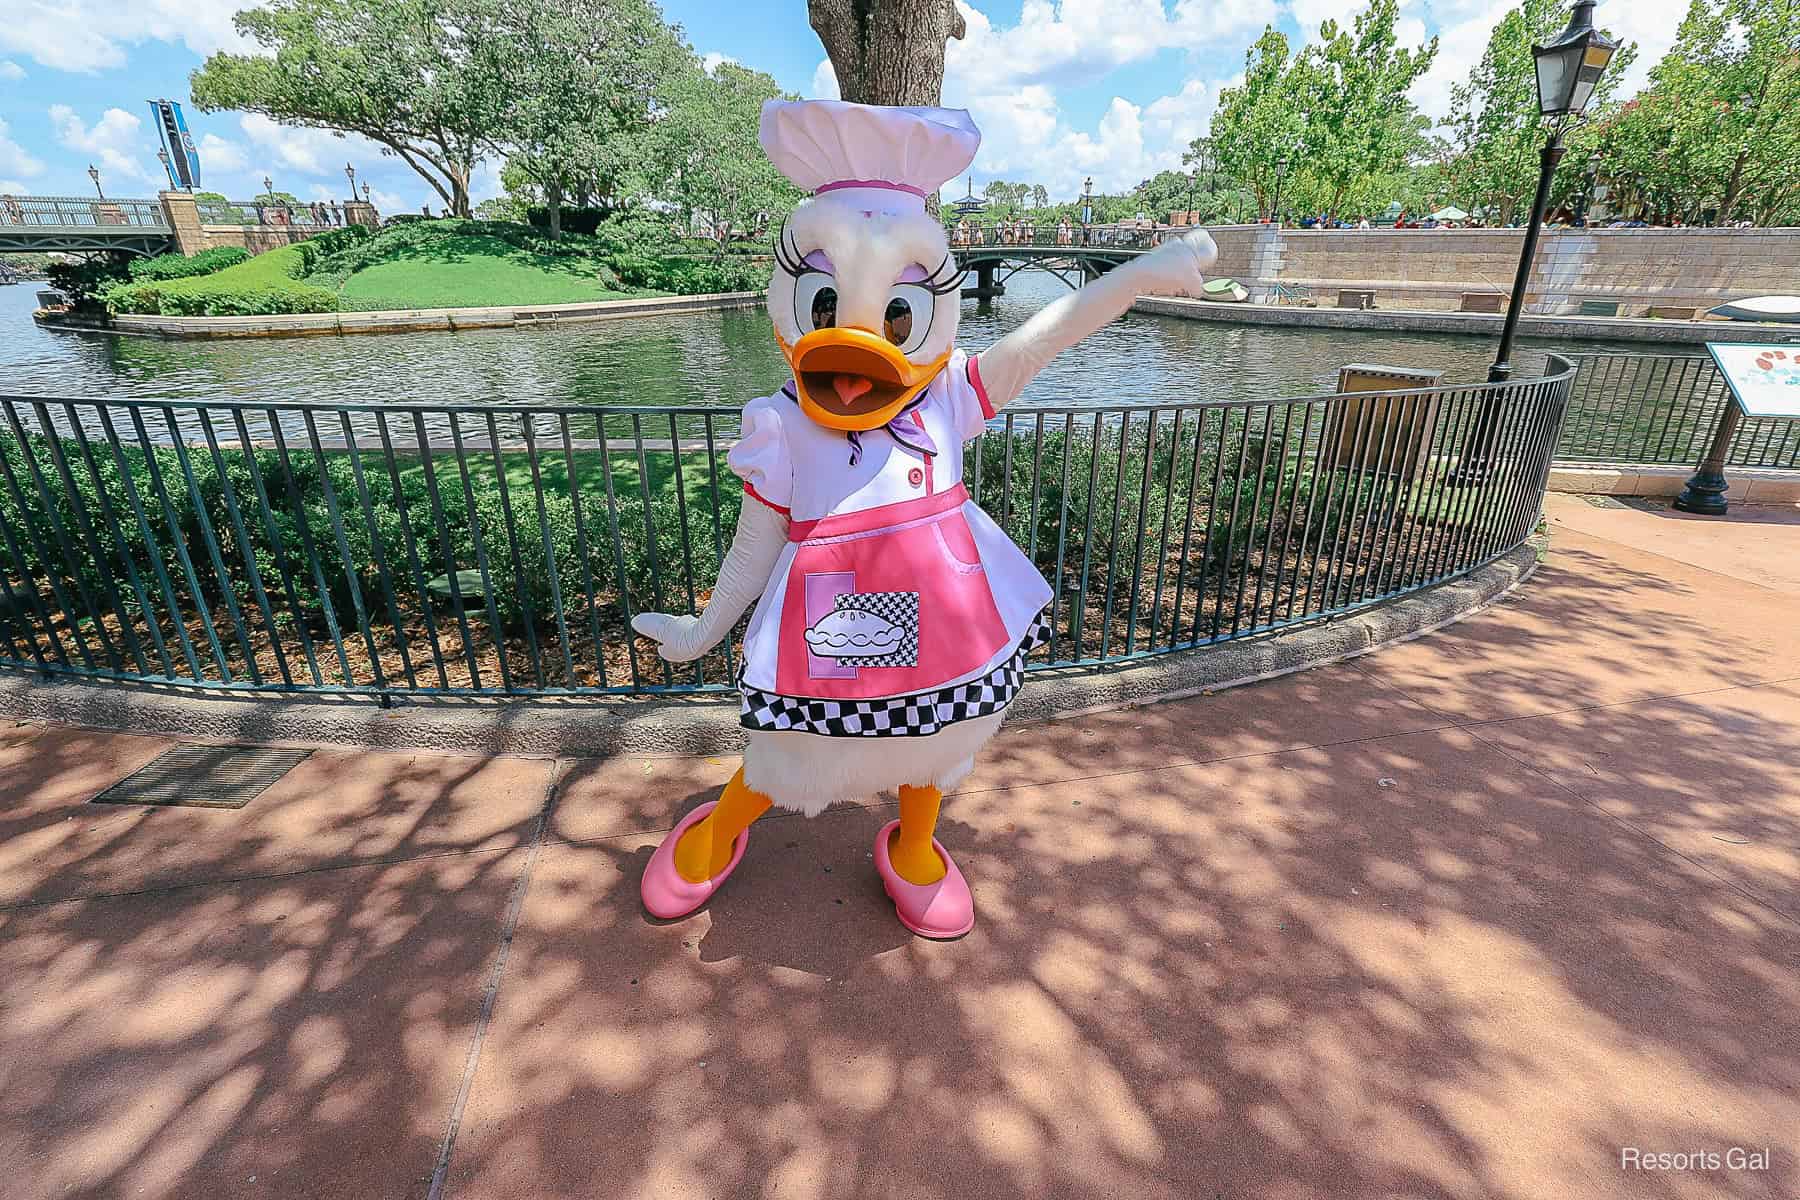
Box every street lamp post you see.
[1080,176,1094,244]
[87,164,103,200]
[1454,0,1617,486]
[1270,157,1290,224]
[345,162,357,200]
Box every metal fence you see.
[0,361,1572,701]
[951,222,1163,250]
[195,199,351,229]
[0,195,168,229]
[1560,352,1800,470]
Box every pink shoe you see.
[873,819,975,939]
[640,801,749,920]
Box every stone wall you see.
[1201,223,1800,316]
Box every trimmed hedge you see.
[127,246,250,283]
[105,244,338,317]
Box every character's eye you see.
[794,272,838,333]
[883,283,933,355]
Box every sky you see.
[0,0,1690,214]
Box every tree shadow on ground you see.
[0,522,1796,1199]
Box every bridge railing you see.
[0,195,168,230]
[196,199,353,229]
[0,362,1572,701]
[950,222,1164,251]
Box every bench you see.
[1647,305,1697,320]
[1459,292,1507,313]
[1337,289,1377,310]
[1577,300,1620,317]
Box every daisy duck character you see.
[633,99,1216,938]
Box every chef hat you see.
[759,99,980,213]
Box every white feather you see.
[743,714,1004,817]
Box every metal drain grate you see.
[1579,494,1631,508]
[91,746,313,809]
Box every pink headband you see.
[815,179,927,198]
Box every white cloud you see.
[0,0,253,74]
[0,179,30,194]
[811,57,839,100]
[0,59,25,81]
[0,117,44,180]
[197,132,247,174]
[369,187,405,214]
[947,0,1274,92]
[48,104,154,185]
[700,51,736,75]
[238,113,377,177]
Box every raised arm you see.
[975,230,1218,410]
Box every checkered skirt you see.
[739,609,1051,737]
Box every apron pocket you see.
[933,512,986,574]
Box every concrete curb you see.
[0,541,1541,758]
[41,292,767,340]
[1133,296,1800,346]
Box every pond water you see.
[0,272,1666,411]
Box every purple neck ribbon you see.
[783,381,936,467]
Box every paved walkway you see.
[1,494,1795,1200]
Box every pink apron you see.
[775,483,1009,701]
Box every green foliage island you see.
[98,218,768,317]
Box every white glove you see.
[631,496,788,663]
[976,229,1217,410]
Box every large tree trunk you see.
[808,0,967,106]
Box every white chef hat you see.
[759,99,980,213]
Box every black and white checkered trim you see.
[740,610,1051,738]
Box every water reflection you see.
[3,272,1653,413]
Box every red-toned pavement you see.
[1,494,1795,1200]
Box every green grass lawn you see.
[106,242,337,315]
[335,233,645,311]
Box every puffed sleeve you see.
[727,397,793,514]
[939,349,998,443]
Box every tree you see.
[472,0,686,238]
[1298,0,1436,215]
[1207,27,1306,216]
[1207,1,1435,221]
[1030,184,1049,209]
[808,0,965,105]
[191,0,511,217]
[651,60,803,252]
[1445,0,1636,224]
[1590,0,1798,225]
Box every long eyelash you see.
[921,252,966,296]
[774,221,821,278]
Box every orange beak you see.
[780,327,951,431]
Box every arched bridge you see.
[0,195,175,257]
[951,223,1165,297]
[1,192,376,259]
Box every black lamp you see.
[87,164,103,200]
[1533,1,1618,119]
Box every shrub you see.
[105,243,338,316]
[525,206,614,237]
[45,254,132,314]
[127,246,249,282]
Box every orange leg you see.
[674,767,772,883]
[890,783,947,885]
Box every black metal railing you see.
[0,361,1573,700]
[1559,352,1800,470]
[0,195,168,230]
[950,222,1164,250]
[196,199,353,229]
